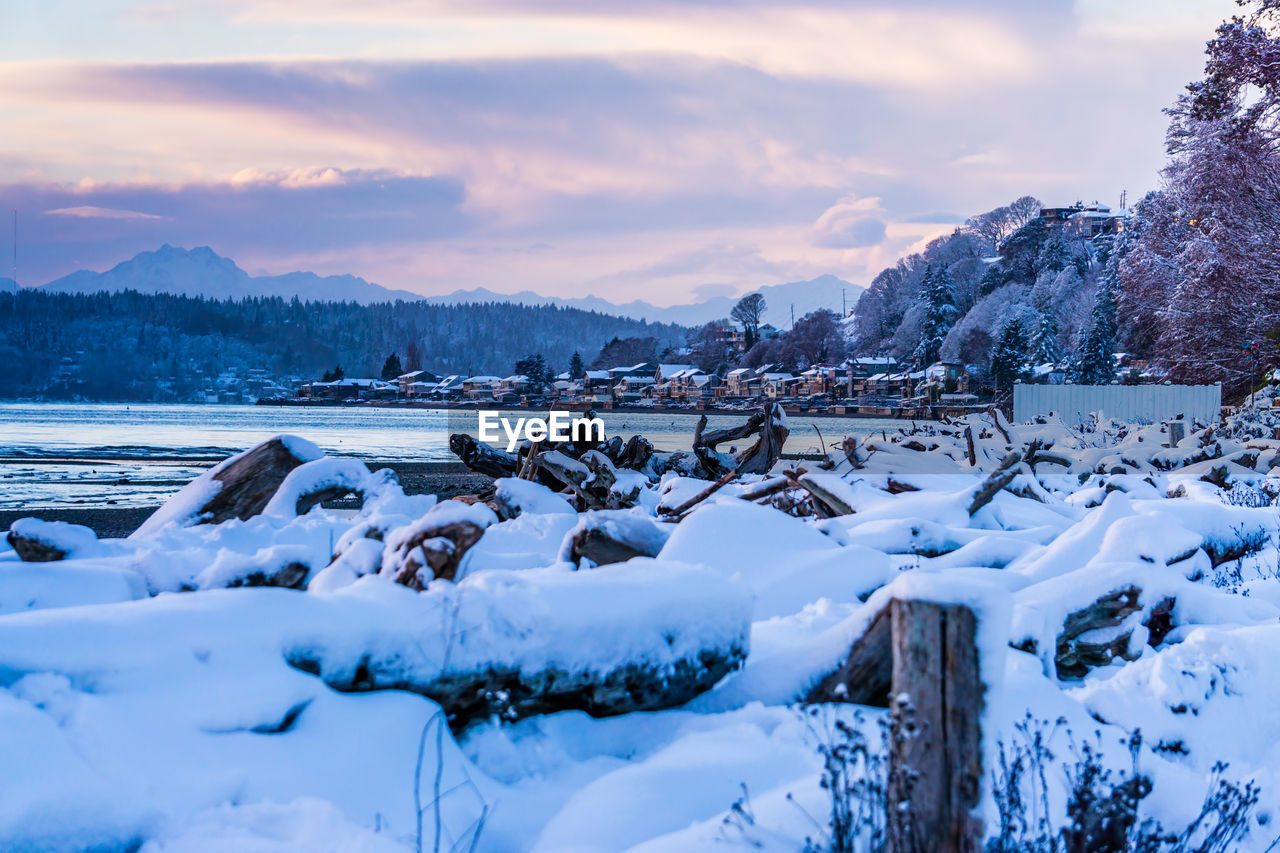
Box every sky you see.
[0,0,1240,305]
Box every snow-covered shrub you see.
[987,718,1265,853]
[799,707,887,853]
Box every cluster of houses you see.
[291,357,990,414]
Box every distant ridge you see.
[32,245,863,325]
[421,273,863,328]
[39,245,421,305]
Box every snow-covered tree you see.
[1072,281,1118,385]
[913,265,958,367]
[1118,0,1280,393]
[1031,309,1062,367]
[990,317,1030,391]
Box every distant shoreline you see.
[254,397,944,420]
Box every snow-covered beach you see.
[6,401,1280,851]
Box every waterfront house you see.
[654,363,698,384]
[613,375,656,403]
[461,375,502,400]
[762,372,799,399]
[396,370,441,396]
[431,375,465,400]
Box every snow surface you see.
[7,410,1280,850]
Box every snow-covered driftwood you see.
[560,510,672,567]
[289,561,752,730]
[5,518,100,562]
[378,501,498,588]
[132,435,324,536]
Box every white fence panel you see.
[1013,383,1221,426]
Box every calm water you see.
[0,403,900,509]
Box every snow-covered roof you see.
[585,370,611,380]
[397,370,426,380]
[313,377,387,388]
[657,364,697,377]
[1069,209,1120,220]
[464,375,501,384]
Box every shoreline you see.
[1,464,491,538]
[254,398,964,420]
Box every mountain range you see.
[24,245,862,327]
[420,274,861,327]
[38,245,423,304]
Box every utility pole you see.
[11,209,16,286]
[790,303,795,327]
[842,288,846,316]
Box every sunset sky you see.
[0,0,1237,303]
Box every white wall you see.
[1013,383,1221,426]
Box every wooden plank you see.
[886,599,983,853]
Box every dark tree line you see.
[0,289,685,400]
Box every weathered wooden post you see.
[885,599,983,853]
[1166,419,1186,449]
[807,597,984,853]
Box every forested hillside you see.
[0,290,685,400]
[849,194,1121,390]
[850,2,1280,400]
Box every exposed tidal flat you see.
[0,402,899,525]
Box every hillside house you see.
[1040,201,1130,240]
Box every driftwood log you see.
[449,433,520,479]
[6,534,67,563]
[1010,587,1177,680]
[567,524,664,567]
[292,646,745,734]
[222,559,310,590]
[693,402,790,477]
[381,519,489,588]
[792,471,855,517]
[966,451,1022,516]
[5,519,97,562]
[198,437,316,525]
